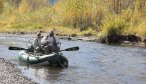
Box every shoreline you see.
[0,33,146,48]
[0,59,38,84]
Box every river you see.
[0,34,146,84]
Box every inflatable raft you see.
[18,51,68,68]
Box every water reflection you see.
[18,62,65,84]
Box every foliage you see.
[0,0,4,14]
[99,0,146,38]
[0,0,146,37]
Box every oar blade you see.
[8,46,26,50]
[64,46,79,51]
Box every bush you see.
[101,13,128,36]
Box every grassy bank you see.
[0,0,146,38]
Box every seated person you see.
[33,31,43,53]
[41,30,60,54]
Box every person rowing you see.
[41,30,60,54]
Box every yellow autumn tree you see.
[18,0,31,13]
[0,0,4,14]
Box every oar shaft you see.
[9,46,79,52]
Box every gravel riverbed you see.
[0,59,38,84]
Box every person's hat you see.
[37,32,41,36]
[49,30,54,35]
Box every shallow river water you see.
[0,34,146,84]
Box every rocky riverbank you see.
[59,34,146,48]
[0,59,38,84]
[1,33,146,48]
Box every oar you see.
[9,46,79,51]
[8,46,27,50]
[60,46,79,51]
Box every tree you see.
[5,0,22,7]
[0,0,4,14]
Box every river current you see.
[0,34,146,84]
